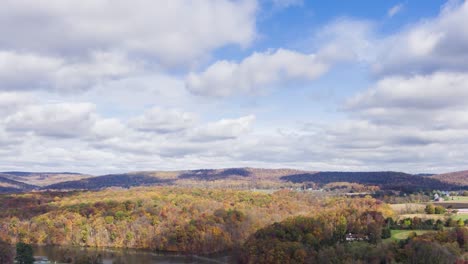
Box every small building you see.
[345,233,368,242]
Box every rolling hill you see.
[0,171,93,187]
[45,173,174,190]
[280,171,465,192]
[0,174,37,193]
[0,168,466,193]
[44,168,302,190]
[42,168,467,192]
[431,170,468,186]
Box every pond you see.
[32,246,233,264]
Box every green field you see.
[453,214,468,221]
[450,196,468,201]
[390,230,434,240]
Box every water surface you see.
[33,246,233,264]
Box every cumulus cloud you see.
[2,0,468,174]
[91,118,128,139]
[315,2,468,76]
[308,2,468,172]
[325,70,468,172]
[0,92,34,116]
[0,0,257,66]
[186,49,328,96]
[129,107,197,134]
[347,72,468,111]
[4,103,97,138]
[190,115,256,141]
[0,51,138,92]
[375,1,468,75]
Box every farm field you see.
[433,202,468,209]
[390,230,435,240]
[390,203,425,214]
[448,196,468,201]
[437,196,468,202]
[397,213,447,221]
[453,214,468,221]
[436,196,468,203]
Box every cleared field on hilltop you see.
[391,230,435,240]
[439,196,468,202]
[396,213,447,221]
[453,214,468,221]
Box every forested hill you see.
[0,168,466,193]
[0,171,92,187]
[431,170,468,186]
[0,175,37,193]
[46,174,174,190]
[280,171,465,192]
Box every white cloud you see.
[328,70,468,172]
[129,107,197,134]
[374,1,468,75]
[312,18,375,62]
[388,4,404,17]
[0,0,257,66]
[0,51,137,92]
[4,102,97,138]
[190,115,256,141]
[0,92,34,116]
[2,0,468,175]
[347,72,468,111]
[186,49,328,96]
[316,2,468,76]
[91,118,128,139]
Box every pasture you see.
[390,203,425,214]
[453,214,468,221]
[390,230,434,240]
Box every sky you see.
[1,0,468,174]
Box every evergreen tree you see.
[15,242,34,264]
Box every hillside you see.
[0,171,93,187]
[0,186,390,255]
[280,171,463,192]
[431,170,468,186]
[42,168,466,192]
[0,168,465,193]
[0,174,37,192]
[45,173,174,190]
[44,168,307,191]
[176,168,305,181]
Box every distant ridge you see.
[0,171,93,188]
[412,173,435,177]
[46,173,173,190]
[431,170,468,186]
[1,171,85,176]
[0,168,466,193]
[280,171,463,192]
[0,174,37,193]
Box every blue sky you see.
[0,0,468,174]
